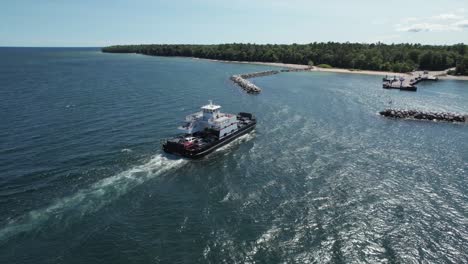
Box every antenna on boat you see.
[209,100,213,105]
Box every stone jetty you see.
[230,70,279,93]
[379,108,467,123]
[230,75,261,93]
[280,67,313,72]
[238,70,280,79]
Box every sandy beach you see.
[196,58,468,81]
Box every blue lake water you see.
[0,48,467,263]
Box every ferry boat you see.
[162,101,256,158]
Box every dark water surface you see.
[1,48,467,263]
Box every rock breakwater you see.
[230,70,279,93]
[379,109,467,123]
[280,67,312,72]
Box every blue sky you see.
[1,0,467,47]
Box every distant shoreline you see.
[102,43,468,79]
[194,58,468,81]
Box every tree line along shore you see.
[102,43,468,76]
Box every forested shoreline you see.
[102,43,468,75]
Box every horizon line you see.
[1,41,467,48]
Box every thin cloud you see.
[396,11,468,32]
[454,20,468,28]
[396,23,455,32]
[432,13,463,20]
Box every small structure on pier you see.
[382,71,438,92]
[382,75,417,91]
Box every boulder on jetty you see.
[230,70,280,94]
[379,108,467,123]
[230,75,261,93]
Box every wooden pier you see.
[382,71,438,92]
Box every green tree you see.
[102,42,468,75]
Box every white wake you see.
[0,154,187,241]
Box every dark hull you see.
[383,84,417,92]
[163,123,256,159]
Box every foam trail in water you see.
[0,154,186,242]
